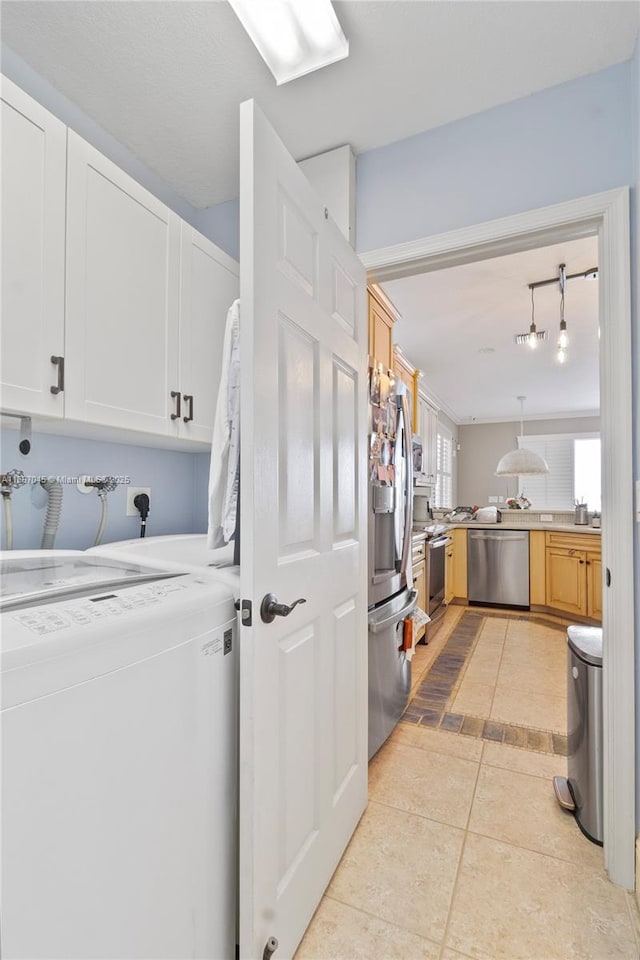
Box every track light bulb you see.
[558,329,569,349]
[557,346,567,364]
[528,324,537,348]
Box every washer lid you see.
[567,625,603,666]
[0,553,180,611]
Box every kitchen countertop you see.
[444,522,601,535]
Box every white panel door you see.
[239,101,368,960]
[0,77,66,417]
[65,130,180,434]
[178,225,239,443]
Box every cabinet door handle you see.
[170,391,181,420]
[579,559,585,564]
[183,394,194,423]
[50,356,65,394]
[586,560,591,565]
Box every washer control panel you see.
[13,579,195,637]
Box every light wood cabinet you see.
[367,284,398,371]
[529,531,546,605]
[1,77,66,419]
[444,537,455,605]
[544,532,602,621]
[393,347,419,431]
[452,528,468,600]
[587,551,603,620]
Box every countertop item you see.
[475,506,501,523]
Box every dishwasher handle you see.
[469,531,528,541]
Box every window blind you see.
[516,433,599,510]
[435,429,453,508]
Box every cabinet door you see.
[65,131,180,434]
[413,560,426,639]
[445,543,455,605]
[587,552,603,621]
[545,548,587,617]
[178,226,239,442]
[367,294,393,370]
[452,528,468,599]
[419,396,438,482]
[1,78,66,417]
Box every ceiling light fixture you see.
[557,262,568,363]
[521,262,597,364]
[495,396,550,477]
[527,287,538,348]
[228,0,349,85]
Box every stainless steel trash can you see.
[567,625,603,845]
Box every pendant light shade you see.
[495,397,550,477]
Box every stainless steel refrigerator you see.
[367,366,416,759]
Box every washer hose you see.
[2,494,13,550]
[40,479,63,549]
[93,490,109,547]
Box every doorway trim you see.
[361,187,635,890]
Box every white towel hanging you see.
[207,299,240,548]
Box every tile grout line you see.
[484,619,508,732]
[322,891,443,955]
[366,790,477,835]
[437,738,486,960]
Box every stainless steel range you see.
[412,522,451,631]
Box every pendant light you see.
[495,397,550,477]
[527,287,538,348]
[557,263,568,363]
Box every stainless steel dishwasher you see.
[467,529,530,608]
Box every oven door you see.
[427,535,451,618]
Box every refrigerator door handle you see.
[368,589,418,634]
[399,393,414,583]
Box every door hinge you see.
[263,937,278,960]
[234,598,252,626]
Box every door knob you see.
[260,593,307,624]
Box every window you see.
[435,427,453,509]
[516,433,601,511]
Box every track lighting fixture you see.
[528,288,538,349]
[556,263,568,363]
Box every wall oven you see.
[426,534,451,624]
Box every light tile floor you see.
[451,615,568,734]
[295,612,640,960]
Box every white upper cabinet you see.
[177,226,239,443]
[418,392,438,483]
[2,83,238,445]
[1,77,66,418]
[65,130,181,435]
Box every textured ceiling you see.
[383,236,600,424]
[1,1,638,208]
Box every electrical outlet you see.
[488,496,498,503]
[498,496,505,503]
[126,487,151,517]
[540,513,553,522]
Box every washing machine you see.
[1,549,238,960]
[89,534,240,597]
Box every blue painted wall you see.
[196,199,240,262]
[355,61,633,252]
[0,432,207,551]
